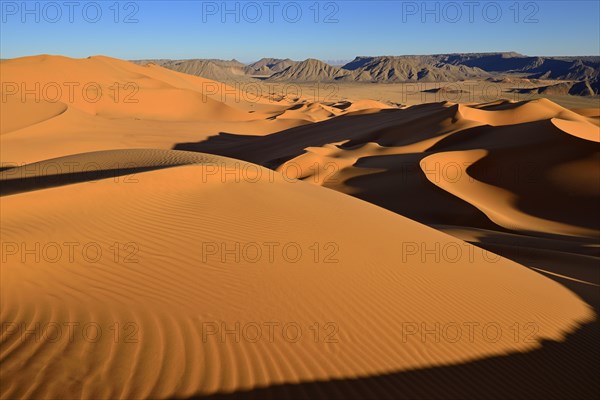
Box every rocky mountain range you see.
[133,53,600,95]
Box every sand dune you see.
[0,55,256,118]
[1,55,599,399]
[179,94,599,398]
[0,55,391,165]
[196,99,598,238]
[0,96,67,135]
[1,149,593,399]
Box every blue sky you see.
[1,0,599,61]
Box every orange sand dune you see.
[1,55,599,399]
[457,98,596,126]
[267,100,600,237]
[0,55,385,165]
[0,96,67,135]
[0,149,592,399]
[182,98,599,400]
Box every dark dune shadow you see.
[173,105,450,166]
[331,100,352,110]
[0,165,182,196]
[342,153,503,231]
[425,119,600,230]
[508,87,540,94]
[421,88,468,94]
[469,240,599,290]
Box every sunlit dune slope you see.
[0,149,592,400]
[0,55,388,164]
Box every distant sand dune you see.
[0,55,391,165]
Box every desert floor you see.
[215,78,600,108]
